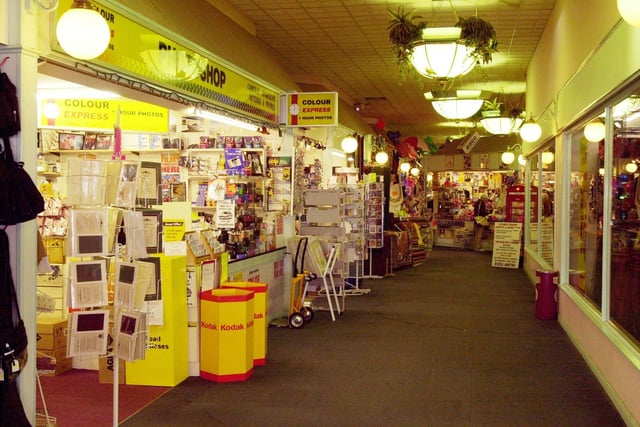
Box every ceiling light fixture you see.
[410,167,420,176]
[425,90,487,120]
[56,0,111,60]
[399,161,411,173]
[519,116,542,143]
[618,0,640,27]
[481,116,523,135]
[194,109,258,131]
[625,162,638,173]
[375,151,389,165]
[541,151,555,165]
[410,27,476,81]
[584,120,606,142]
[500,143,522,165]
[341,135,358,153]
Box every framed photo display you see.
[141,209,163,253]
[137,161,161,207]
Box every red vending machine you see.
[506,184,538,223]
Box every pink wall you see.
[559,290,640,424]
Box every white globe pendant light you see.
[57,0,111,60]
[519,119,542,143]
[341,136,358,153]
[618,0,640,27]
[501,151,515,165]
[584,121,605,142]
[375,151,389,164]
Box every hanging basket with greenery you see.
[387,6,499,74]
[456,16,498,65]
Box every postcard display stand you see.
[58,157,189,427]
[365,179,384,279]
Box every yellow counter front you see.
[126,255,189,387]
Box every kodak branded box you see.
[200,288,254,383]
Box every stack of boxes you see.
[36,316,71,376]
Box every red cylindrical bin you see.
[535,270,559,320]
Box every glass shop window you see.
[568,120,603,310]
[528,147,555,266]
[609,93,640,342]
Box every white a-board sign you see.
[491,222,523,269]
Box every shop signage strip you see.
[40,99,168,132]
[54,1,279,124]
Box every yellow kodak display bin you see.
[200,288,254,383]
[221,281,268,366]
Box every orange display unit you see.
[221,281,268,365]
[200,288,254,382]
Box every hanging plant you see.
[387,7,499,76]
[481,97,503,118]
[456,16,499,65]
[387,6,426,70]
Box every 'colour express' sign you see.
[40,99,168,132]
[285,92,338,127]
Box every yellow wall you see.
[525,0,625,152]
[111,1,371,134]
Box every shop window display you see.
[609,107,640,341]
[568,91,640,344]
[570,125,603,308]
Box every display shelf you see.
[365,181,384,249]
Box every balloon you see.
[404,136,419,148]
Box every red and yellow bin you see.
[222,281,268,366]
[200,288,254,383]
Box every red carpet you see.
[36,369,171,426]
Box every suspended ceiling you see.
[212,0,557,144]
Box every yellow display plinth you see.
[126,255,189,387]
[200,288,254,383]
[221,281,268,365]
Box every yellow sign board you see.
[285,92,338,127]
[54,2,279,124]
[40,99,168,132]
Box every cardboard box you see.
[37,316,68,350]
[99,355,125,384]
[36,333,66,351]
[37,346,72,376]
[37,317,67,337]
[38,356,72,376]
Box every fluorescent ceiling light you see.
[194,110,257,131]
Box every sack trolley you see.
[288,237,316,328]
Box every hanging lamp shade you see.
[618,0,640,27]
[410,27,476,80]
[425,90,486,120]
[56,0,111,60]
[481,116,523,135]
